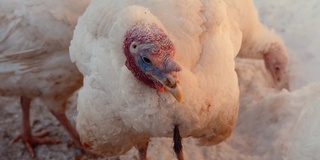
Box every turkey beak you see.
[153,58,182,102]
[162,74,183,102]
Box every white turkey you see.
[225,0,289,89]
[70,0,242,159]
[0,0,93,157]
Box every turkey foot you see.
[13,131,59,158]
[12,96,59,158]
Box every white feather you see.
[0,0,90,111]
[224,0,288,60]
[71,0,242,157]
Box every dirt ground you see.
[0,93,123,160]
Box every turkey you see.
[225,0,289,89]
[70,0,241,159]
[0,0,92,157]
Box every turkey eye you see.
[130,42,139,53]
[142,57,152,64]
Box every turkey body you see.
[0,0,91,157]
[71,0,241,158]
[225,0,289,89]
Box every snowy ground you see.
[1,0,319,159]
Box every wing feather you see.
[0,0,90,74]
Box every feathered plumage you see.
[0,0,91,157]
[225,0,289,89]
[71,0,241,159]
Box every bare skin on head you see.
[263,42,289,89]
[123,23,183,102]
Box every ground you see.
[0,94,120,160]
